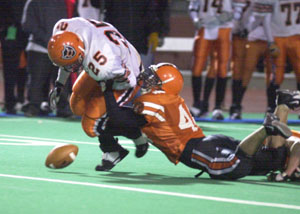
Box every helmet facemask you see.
[138,65,162,92]
[62,53,84,72]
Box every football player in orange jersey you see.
[101,63,296,180]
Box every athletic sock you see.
[215,77,227,109]
[202,77,215,109]
[192,76,202,105]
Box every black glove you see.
[105,80,114,92]
[49,81,64,110]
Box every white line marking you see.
[0,134,160,152]
[0,173,299,210]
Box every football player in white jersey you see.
[188,0,246,120]
[230,0,275,119]
[47,17,149,171]
[251,0,300,113]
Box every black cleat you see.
[95,148,129,171]
[276,89,300,110]
[212,109,224,120]
[263,113,292,139]
[135,143,149,158]
[229,105,242,120]
[190,102,201,117]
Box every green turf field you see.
[1,116,300,214]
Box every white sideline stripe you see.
[0,174,299,210]
[156,37,193,52]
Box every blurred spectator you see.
[91,0,161,68]
[0,0,28,114]
[152,0,171,63]
[21,0,76,117]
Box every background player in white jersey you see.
[251,0,300,112]
[47,17,149,171]
[188,0,246,120]
[230,0,277,119]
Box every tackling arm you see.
[103,81,147,129]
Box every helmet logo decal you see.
[61,45,77,60]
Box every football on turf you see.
[45,144,79,169]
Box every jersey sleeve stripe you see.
[142,110,166,122]
[143,102,165,112]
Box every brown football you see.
[45,144,79,169]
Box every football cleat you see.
[263,113,292,139]
[95,148,129,171]
[267,172,289,182]
[276,89,300,110]
[135,143,149,158]
[189,102,201,117]
[229,105,242,120]
[212,109,224,120]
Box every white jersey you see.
[253,0,300,37]
[189,0,247,28]
[245,1,268,41]
[52,17,142,90]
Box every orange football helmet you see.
[48,31,85,72]
[138,63,184,95]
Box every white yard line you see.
[0,173,299,210]
[0,134,160,152]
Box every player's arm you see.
[188,0,202,29]
[103,80,147,128]
[49,67,71,110]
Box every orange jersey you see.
[134,90,205,164]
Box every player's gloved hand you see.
[268,42,280,58]
[192,18,203,30]
[49,81,64,110]
[148,32,159,52]
[267,171,289,182]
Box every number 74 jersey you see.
[134,90,205,164]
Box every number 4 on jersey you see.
[178,104,199,131]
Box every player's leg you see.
[212,28,231,120]
[70,71,100,116]
[201,47,218,117]
[267,37,286,113]
[230,35,247,119]
[238,112,292,156]
[240,40,268,111]
[190,29,213,117]
[267,89,300,149]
